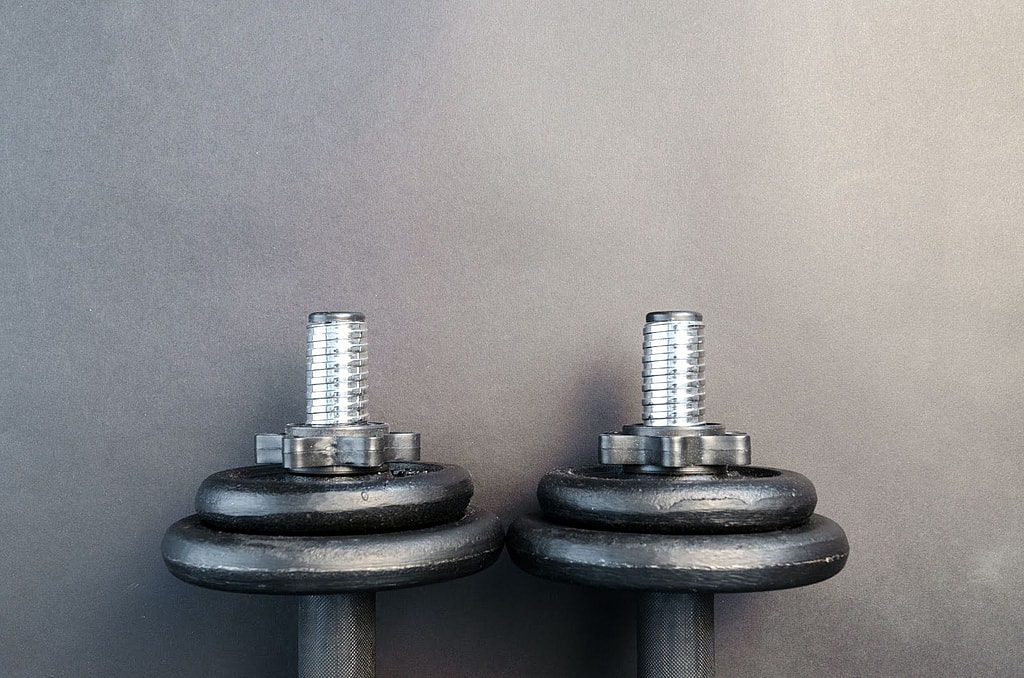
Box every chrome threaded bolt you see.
[642,311,705,427]
[255,312,421,473]
[600,310,748,470]
[305,312,368,427]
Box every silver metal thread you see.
[305,312,368,426]
[642,311,705,427]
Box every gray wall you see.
[2,2,1021,676]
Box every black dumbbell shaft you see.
[298,593,376,678]
[638,592,714,678]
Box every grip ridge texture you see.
[638,592,714,678]
[298,593,376,678]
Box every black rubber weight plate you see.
[506,512,848,593]
[196,462,473,535]
[163,507,505,594]
[537,466,816,534]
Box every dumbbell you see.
[162,312,504,678]
[507,311,849,677]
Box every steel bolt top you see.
[255,311,423,474]
[306,311,368,426]
[642,310,705,427]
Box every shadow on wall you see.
[117,558,295,678]
[381,557,636,678]
[374,360,639,677]
[495,359,634,521]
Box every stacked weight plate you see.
[507,464,848,677]
[163,461,504,678]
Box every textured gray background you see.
[2,2,1022,676]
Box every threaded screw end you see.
[642,311,705,426]
[305,312,368,426]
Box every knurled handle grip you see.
[638,592,715,678]
[298,593,376,678]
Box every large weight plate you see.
[163,507,505,594]
[506,512,848,593]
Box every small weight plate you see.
[506,512,848,593]
[163,507,505,594]
[196,462,472,535]
[538,466,816,534]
